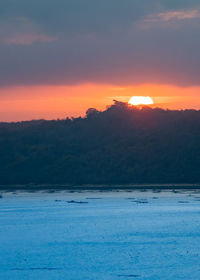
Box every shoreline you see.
[0,183,200,191]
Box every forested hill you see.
[1,101,200,185]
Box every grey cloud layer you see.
[0,0,200,86]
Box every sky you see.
[1,0,200,121]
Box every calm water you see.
[0,190,199,280]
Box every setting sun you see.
[128,96,154,106]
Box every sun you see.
[128,96,154,106]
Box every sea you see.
[0,189,199,280]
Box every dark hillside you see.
[0,101,200,185]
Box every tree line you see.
[0,101,200,185]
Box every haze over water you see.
[0,190,199,280]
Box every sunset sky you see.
[1,0,200,121]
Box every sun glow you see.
[128,96,154,106]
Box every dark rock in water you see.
[67,200,88,204]
[172,190,180,194]
[178,201,189,203]
[55,200,62,202]
[67,200,75,203]
[0,194,3,199]
[134,200,148,204]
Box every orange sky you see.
[1,83,200,122]
[1,1,200,122]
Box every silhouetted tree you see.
[86,108,99,118]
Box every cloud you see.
[2,0,197,36]
[0,17,57,45]
[0,0,200,88]
[159,10,200,21]
[1,33,56,45]
[144,9,200,24]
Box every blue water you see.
[0,190,199,280]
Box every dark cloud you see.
[1,0,200,34]
[0,0,200,87]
